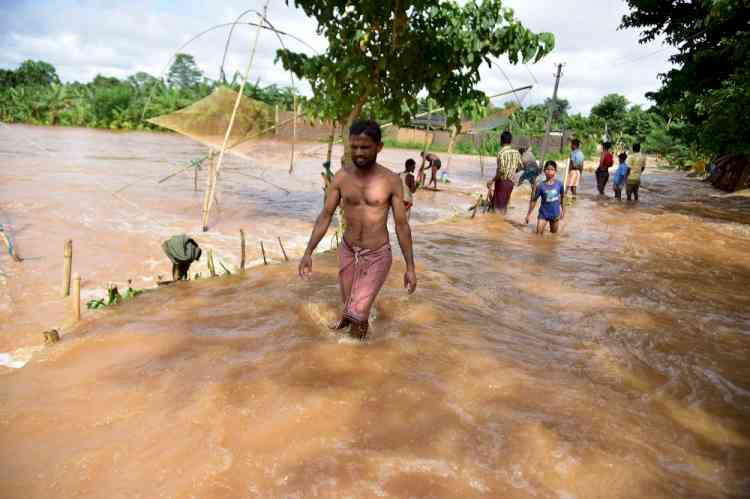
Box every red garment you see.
[338,239,392,323]
[599,152,613,171]
[493,179,514,211]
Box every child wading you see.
[612,152,630,201]
[525,160,565,234]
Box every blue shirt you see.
[612,162,630,187]
[570,149,585,170]
[534,180,564,220]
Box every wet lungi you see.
[493,179,514,211]
[338,239,393,323]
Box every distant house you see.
[410,113,448,130]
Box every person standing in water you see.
[612,152,630,201]
[567,138,585,197]
[525,160,565,234]
[400,158,417,219]
[487,131,522,214]
[596,141,614,195]
[627,143,646,202]
[299,120,417,340]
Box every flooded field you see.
[1,125,750,498]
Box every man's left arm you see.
[390,175,417,294]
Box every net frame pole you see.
[202,1,270,231]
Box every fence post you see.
[62,239,73,297]
[72,273,81,322]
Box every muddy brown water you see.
[1,125,750,498]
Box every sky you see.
[0,0,677,114]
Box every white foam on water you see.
[0,345,43,369]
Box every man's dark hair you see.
[618,152,628,162]
[349,119,382,144]
[518,147,526,154]
[602,141,612,150]
[500,131,513,145]
[571,138,581,148]
[405,158,416,168]
[632,143,641,152]
[544,160,557,170]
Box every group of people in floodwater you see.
[301,119,647,341]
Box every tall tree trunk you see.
[342,93,370,167]
[325,123,336,165]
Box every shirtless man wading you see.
[298,119,417,340]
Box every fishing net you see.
[148,86,274,151]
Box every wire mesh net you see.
[148,86,275,150]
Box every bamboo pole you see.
[260,241,267,265]
[207,249,217,277]
[240,229,246,271]
[62,239,73,297]
[277,237,289,262]
[289,96,298,174]
[201,153,215,231]
[274,104,279,136]
[202,0,269,232]
[479,136,485,177]
[72,273,81,322]
[445,125,458,173]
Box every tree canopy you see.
[167,53,204,89]
[277,0,554,132]
[621,0,750,156]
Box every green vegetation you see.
[621,0,750,159]
[277,0,554,157]
[0,55,296,131]
[86,283,143,310]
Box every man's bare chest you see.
[340,179,390,208]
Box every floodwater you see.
[1,125,750,498]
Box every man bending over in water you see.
[299,120,417,340]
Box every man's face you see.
[544,166,556,180]
[350,133,382,169]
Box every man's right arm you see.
[298,173,342,279]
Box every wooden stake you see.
[62,239,73,297]
[72,273,81,322]
[240,229,246,271]
[260,241,267,265]
[277,237,289,262]
[207,249,217,277]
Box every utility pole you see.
[539,63,563,167]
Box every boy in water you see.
[567,138,585,197]
[400,158,417,219]
[525,160,565,234]
[612,152,630,201]
[627,143,646,201]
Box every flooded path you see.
[1,125,750,498]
